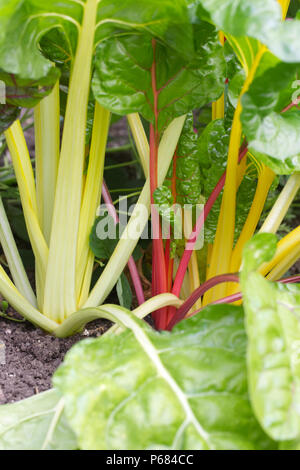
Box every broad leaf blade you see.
[241,53,300,174]
[198,119,257,243]
[241,234,300,441]
[92,22,225,131]
[0,0,194,81]
[0,389,77,450]
[196,0,300,63]
[0,0,82,79]
[95,0,194,61]
[54,305,273,450]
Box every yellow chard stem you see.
[76,103,111,305]
[127,113,149,177]
[278,0,290,19]
[259,225,300,276]
[260,173,300,234]
[230,166,275,273]
[266,244,300,281]
[43,0,98,323]
[4,121,48,299]
[34,80,60,245]
[204,46,266,304]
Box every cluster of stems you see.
[0,0,299,336]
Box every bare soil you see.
[0,315,111,405]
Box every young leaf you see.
[116,273,133,310]
[0,389,77,450]
[241,233,300,441]
[241,54,300,174]
[92,21,225,131]
[89,215,119,260]
[90,215,142,262]
[153,186,183,239]
[54,305,274,450]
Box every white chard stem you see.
[43,0,98,322]
[34,80,60,245]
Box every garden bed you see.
[0,311,111,404]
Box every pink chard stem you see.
[102,181,145,305]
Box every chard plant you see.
[1,0,300,451]
[0,0,194,334]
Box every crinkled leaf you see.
[167,113,202,206]
[241,233,300,441]
[54,305,274,450]
[241,54,300,174]
[92,21,225,131]
[154,186,179,228]
[196,0,300,63]
[198,119,257,243]
[0,389,77,450]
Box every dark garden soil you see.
[0,314,111,404]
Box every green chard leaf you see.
[0,103,21,133]
[0,0,82,80]
[0,389,77,450]
[196,0,300,63]
[198,119,257,243]
[92,21,225,131]
[0,68,60,108]
[241,53,300,175]
[54,305,274,450]
[0,0,194,81]
[95,0,194,61]
[167,113,202,207]
[153,186,182,234]
[0,0,195,132]
[116,272,133,310]
[90,215,121,260]
[241,233,300,441]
